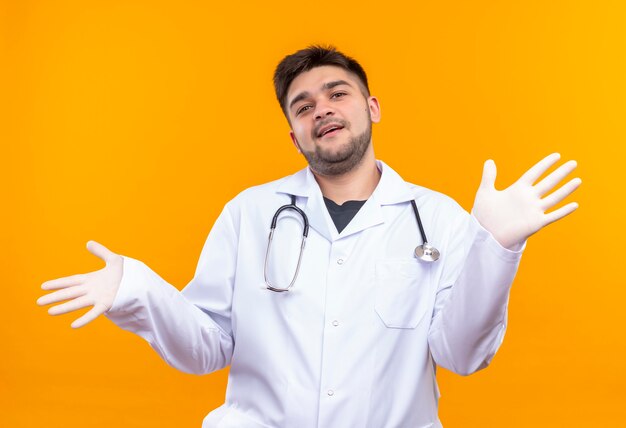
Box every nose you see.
[314,101,335,120]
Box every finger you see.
[534,160,578,196]
[479,159,497,190]
[519,153,561,185]
[37,285,86,306]
[543,202,579,227]
[71,303,108,329]
[42,274,85,290]
[48,295,92,316]
[86,241,118,264]
[540,177,582,210]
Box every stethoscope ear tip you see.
[415,243,440,262]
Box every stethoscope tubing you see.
[264,195,439,292]
[264,195,308,292]
[410,199,429,245]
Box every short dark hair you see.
[273,45,370,118]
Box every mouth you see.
[316,123,345,139]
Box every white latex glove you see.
[37,241,123,328]
[472,153,581,250]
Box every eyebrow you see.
[288,80,353,111]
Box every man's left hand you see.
[472,153,581,250]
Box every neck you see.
[311,150,380,205]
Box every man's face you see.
[286,65,380,176]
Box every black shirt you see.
[323,197,367,234]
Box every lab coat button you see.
[332,320,339,327]
[336,258,344,265]
[327,389,335,396]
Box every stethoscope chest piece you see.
[414,242,440,262]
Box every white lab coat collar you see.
[276,160,417,242]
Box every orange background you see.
[2,0,625,426]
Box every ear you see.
[289,130,302,153]
[368,96,381,123]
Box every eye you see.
[296,105,312,115]
[331,92,347,99]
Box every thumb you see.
[479,159,497,190]
[86,240,118,263]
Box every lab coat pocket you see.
[374,259,432,329]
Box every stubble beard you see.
[299,120,373,177]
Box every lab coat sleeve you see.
[104,204,237,375]
[428,212,524,376]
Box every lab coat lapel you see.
[276,167,336,242]
[371,160,417,206]
[275,161,416,242]
[304,188,337,242]
[339,161,415,239]
[336,197,384,239]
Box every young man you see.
[38,46,580,427]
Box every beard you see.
[299,118,373,177]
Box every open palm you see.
[37,241,123,328]
[472,153,581,249]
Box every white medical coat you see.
[106,160,524,428]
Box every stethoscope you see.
[264,195,440,292]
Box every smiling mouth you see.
[317,124,345,138]
[320,128,343,138]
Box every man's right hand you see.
[37,241,124,328]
